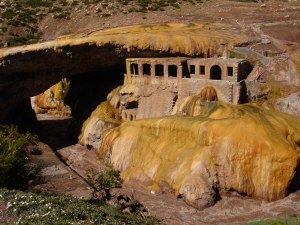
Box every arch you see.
[210,65,222,80]
[199,86,218,102]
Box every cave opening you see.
[31,64,125,150]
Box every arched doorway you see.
[210,65,222,80]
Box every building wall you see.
[136,84,178,119]
[123,58,251,120]
[179,79,236,103]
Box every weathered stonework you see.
[121,57,252,120]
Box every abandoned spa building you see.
[120,57,252,121]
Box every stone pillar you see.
[164,63,168,86]
[178,65,182,82]
[206,62,210,79]
[151,62,155,77]
[126,60,131,84]
[138,62,143,77]
[221,63,226,80]
[195,62,199,77]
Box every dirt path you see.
[29,114,93,199]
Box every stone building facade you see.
[121,57,252,120]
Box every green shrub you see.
[86,167,122,191]
[2,9,16,19]
[0,125,39,189]
[25,0,53,8]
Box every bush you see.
[0,125,39,189]
[86,167,122,192]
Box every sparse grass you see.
[230,0,258,2]
[0,188,161,225]
[0,0,205,47]
[246,216,300,225]
[230,49,258,66]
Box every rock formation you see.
[79,87,121,149]
[98,100,300,209]
[0,23,250,126]
[32,79,71,115]
[274,91,300,117]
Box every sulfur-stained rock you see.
[32,79,71,115]
[79,87,121,149]
[99,100,300,209]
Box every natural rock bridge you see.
[0,23,250,129]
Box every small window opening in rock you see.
[190,65,195,74]
[155,64,164,77]
[130,115,134,120]
[227,67,233,76]
[200,65,205,75]
[130,63,139,75]
[143,63,151,76]
[168,65,177,77]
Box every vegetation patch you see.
[0,188,161,225]
[246,216,300,225]
[0,125,40,189]
[0,0,205,47]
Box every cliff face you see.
[99,100,300,209]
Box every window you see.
[227,67,233,76]
[143,63,151,76]
[130,63,138,75]
[210,65,222,80]
[155,64,164,77]
[200,65,205,75]
[168,65,177,77]
[190,65,195,74]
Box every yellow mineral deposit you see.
[34,79,70,115]
[0,23,250,59]
[78,87,121,147]
[99,100,300,209]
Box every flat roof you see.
[126,57,191,63]
[187,57,247,63]
[126,57,247,64]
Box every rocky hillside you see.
[0,0,205,47]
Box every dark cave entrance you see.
[32,64,125,149]
[210,65,222,80]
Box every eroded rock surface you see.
[99,101,300,209]
[274,91,300,116]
